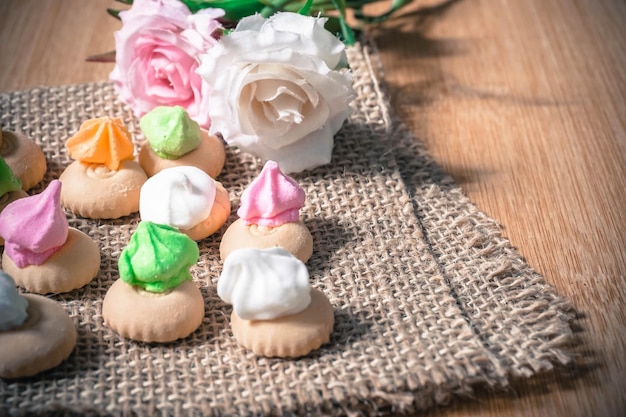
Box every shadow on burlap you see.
[0,41,575,417]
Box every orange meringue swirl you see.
[66,117,135,171]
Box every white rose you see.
[197,12,354,173]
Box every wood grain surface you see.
[1,1,624,416]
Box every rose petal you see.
[197,12,355,171]
[244,124,335,174]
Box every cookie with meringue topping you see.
[219,160,312,262]
[218,247,333,358]
[0,125,46,191]
[59,116,147,219]
[102,221,204,343]
[138,106,225,178]
[0,271,77,379]
[139,166,230,240]
[0,180,100,294]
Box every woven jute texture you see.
[0,42,574,417]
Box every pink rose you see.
[110,0,223,128]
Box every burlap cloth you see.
[0,41,575,416]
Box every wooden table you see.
[1,1,624,416]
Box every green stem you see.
[298,0,315,15]
[260,0,298,17]
[353,0,414,23]
[329,0,356,45]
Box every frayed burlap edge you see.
[353,36,577,382]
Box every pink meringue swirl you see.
[0,180,69,267]
[237,161,305,227]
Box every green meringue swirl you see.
[0,157,22,196]
[140,106,202,159]
[119,221,199,293]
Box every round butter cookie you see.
[0,294,77,379]
[2,227,101,294]
[0,189,27,211]
[0,128,47,191]
[230,288,334,358]
[59,159,147,219]
[139,129,225,178]
[102,279,204,343]
[222,160,312,261]
[219,218,313,263]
